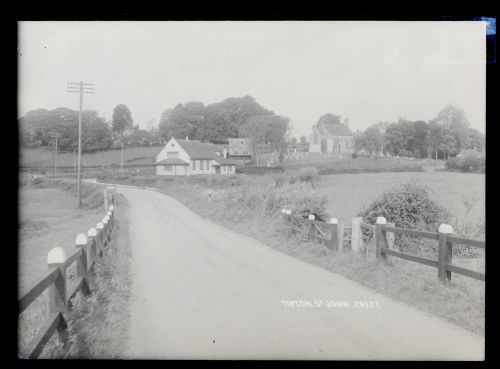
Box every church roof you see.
[317,123,353,137]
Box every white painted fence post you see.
[47,247,68,343]
[75,234,91,296]
[87,227,97,268]
[308,214,315,241]
[351,217,362,253]
[438,224,453,282]
[375,217,387,259]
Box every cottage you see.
[309,120,353,154]
[154,137,236,176]
[227,138,254,164]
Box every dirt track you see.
[118,186,484,360]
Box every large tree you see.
[431,105,471,153]
[355,126,383,155]
[317,113,342,125]
[112,104,134,134]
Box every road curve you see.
[117,186,484,360]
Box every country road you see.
[117,186,484,360]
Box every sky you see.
[18,21,486,138]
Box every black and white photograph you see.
[17,19,490,360]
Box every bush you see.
[359,180,451,254]
[295,167,320,188]
[446,150,485,173]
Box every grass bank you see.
[93,172,485,335]
[18,178,132,358]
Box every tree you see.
[290,137,298,144]
[317,113,342,125]
[432,105,470,153]
[160,102,206,140]
[112,104,134,134]
[355,126,383,155]
[412,120,430,158]
[468,128,485,152]
[299,135,308,145]
[239,114,290,164]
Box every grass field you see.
[18,184,103,292]
[315,171,485,226]
[20,146,163,168]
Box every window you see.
[206,160,209,170]
[191,160,195,170]
[164,165,173,171]
[167,152,179,159]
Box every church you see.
[309,117,354,155]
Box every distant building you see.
[309,120,353,154]
[227,138,254,164]
[154,137,236,176]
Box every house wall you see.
[155,138,235,176]
[309,129,322,153]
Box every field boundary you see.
[18,188,118,358]
[282,211,485,283]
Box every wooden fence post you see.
[104,190,109,212]
[386,222,395,250]
[438,224,453,282]
[375,216,387,259]
[308,214,315,241]
[75,234,91,296]
[96,222,104,255]
[329,218,338,251]
[102,217,109,246]
[87,227,97,268]
[351,217,362,253]
[47,247,68,343]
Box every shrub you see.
[295,167,320,188]
[446,150,485,173]
[359,180,451,254]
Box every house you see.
[227,138,254,164]
[154,137,236,176]
[309,120,353,154]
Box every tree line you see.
[354,105,485,160]
[19,95,290,154]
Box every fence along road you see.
[118,186,484,360]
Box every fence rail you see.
[18,187,118,359]
[280,210,485,283]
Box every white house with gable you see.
[154,137,237,176]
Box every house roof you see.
[175,139,223,159]
[154,158,189,166]
[317,123,353,137]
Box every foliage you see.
[446,150,485,173]
[317,113,342,125]
[111,104,134,134]
[299,135,308,145]
[355,126,383,155]
[359,180,451,231]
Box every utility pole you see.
[49,132,61,178]
[67,81,95,208]
[121,141,124,170]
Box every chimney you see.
[185,136,189,141]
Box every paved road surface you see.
[117,186,484,360]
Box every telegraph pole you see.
[49,132,61,178]
[67,81,95,208]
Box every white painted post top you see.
[47,247,67,264]
[109,205,114,211]
[439,224,453,234]
[286,210,292,215]
[330,218,338,224]
[88,227,97,237]
[376,217,387,225]
[96,222,104,230]
[281,209,286,214]
[308,214,315,220]
[102,218,109,224]
[75,234,87,246]
[107,211,112,217]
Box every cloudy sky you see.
[18,21,486,138]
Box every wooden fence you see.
[281,210,485,283]
[18,187,118,358]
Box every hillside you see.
[20,146,164,168]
